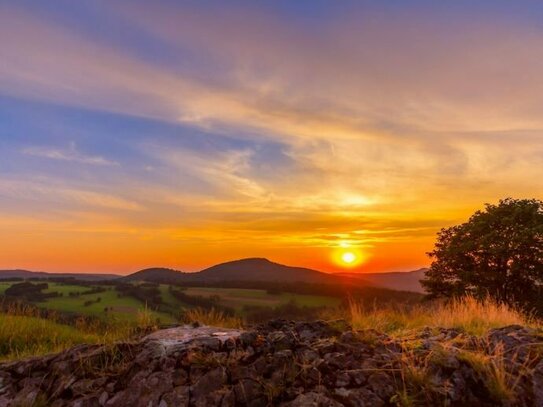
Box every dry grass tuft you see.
[184,307,243,329]
[136,304,159,330]
[347,295,536,336]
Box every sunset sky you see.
[1,1,543,274]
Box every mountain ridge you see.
[0,260,427,292]
[121,258,426,292]
[336,268,427,293]
[122,257,354,285]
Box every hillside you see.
[196,258,350,283]
[338,268,427,293]
[122,267,185,283]
[124,258,371,286]
[1,261,427,293]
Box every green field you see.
[0,282,12,294]
[0,281,339,323]
[45,287,175,323]
[184,287,340,311]
[0,282,175,323]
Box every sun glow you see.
[341,252,356,264]
[332,245,366,269]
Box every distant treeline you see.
[168,286,235,315]
[4,282,61,302]
[0,296,101,327]
[166,280,423,305]
[115,283,162,309]
[243,300,324,323]
[68,287,106,297]
[4,275,424,304]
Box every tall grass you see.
[0,313,102,361]
[136,304,159,330]
[183,307,243,329]
[0,303,154,361]
[347,295,536,336]
[392,339,536,406]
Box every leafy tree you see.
[422,198,543,315]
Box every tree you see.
[422,198,543,315]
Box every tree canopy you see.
[422,198,543,315]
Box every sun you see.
[331,244,367,268]
[341,252,356,264]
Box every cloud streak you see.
[22,144,119,166]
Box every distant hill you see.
[337,268,428,293]
[123,258,372,286]
[196,258,346,283]
[1,262,428,292]
[122,267,185,283]
[0,269,120,281]
[123,259,429,292]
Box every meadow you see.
[0,279,341,360]
[1,289,538,364]
[0,281,175,323]
[184,286,340,311]
[0,280,339,324]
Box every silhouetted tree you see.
[422,198,543,315]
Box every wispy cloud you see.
[22,144,119,166]
[0,178,142,211]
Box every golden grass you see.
[392,346,436,407]
[0,303,154,361]
[136,304,159,330]
[458,344,514,401]
[0,302,246,361]
[0,313,101,361]
[183,307,243,329]
[392,333,542,405]
[347,295,536,336]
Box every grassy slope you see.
[1,281,340,320]
[1,282,175,324]
[0,282,12,294]
[47,286,176,324]
[0,314,103,361]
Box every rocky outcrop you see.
[0,321,542,406]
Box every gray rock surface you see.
[0,321,542,406]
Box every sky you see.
[1,1,543,274]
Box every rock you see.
[533,358,543,406]
[0,321,542,406]
[98,391,108,406]
[282,392,344,406]
[335,371,350,388]
[159,386,189,407]
[367,372,394,400]
[190,367,227,399]
[234,379,266,406]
